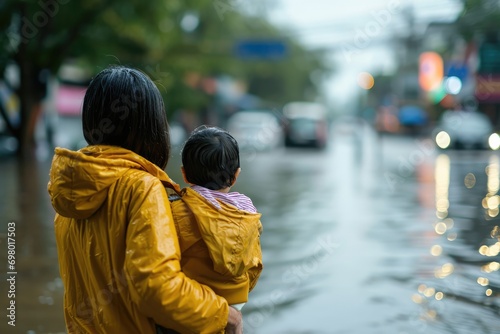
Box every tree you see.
[1,0,174,156]
[455,0,500,41]
[1,0,331,156]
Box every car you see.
[282,101,329,148]
[433,110,498,150]
[398,104,429,135]
[226,110,284,151]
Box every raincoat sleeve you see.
[248,224,263,292]
[124,177,229,334]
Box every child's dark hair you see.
[182,125,240,190]
[82,65,170,169]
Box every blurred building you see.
[420,16,500,130]
[474,33,500,128]
[368,6,500,135]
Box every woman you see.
[48,66,242,333]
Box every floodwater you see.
[237,125,500,334]
[1,122,499,333]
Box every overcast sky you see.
[267,0,463,110]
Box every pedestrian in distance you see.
[47,66,243,333]
[158,125,263,333]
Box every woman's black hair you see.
[82,65,170,169]
[181,125,240,190]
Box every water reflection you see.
[435,154,450,218]
[0,156,65,334]
[413,151,500,333]
[2,134,500,333]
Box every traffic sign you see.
[234,39,288,60]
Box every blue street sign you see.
[234,40,288,60]
[446,61,469,82]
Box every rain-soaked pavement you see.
[1,121,500,333]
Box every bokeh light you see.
[464,173,476,188]
[486,158,499,195]
[435,131,451,149]
[489,133,500,150]
[423,287,436,297]
[477,277,489,286]
[444,218,454,229]
[444,76,462,94]
[357,72,374,90]
[435,292,444,300]
[430,245,443,256]
[486,195,499,210]
[435,222,447,234]
[412,294,424,304]
[491,226,499,239]
[435,263,454,278]
[479,243,500,257]
[481,261,500,273]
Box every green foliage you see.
[1,0,331,126]
[456,0,500,41]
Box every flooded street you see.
[235,125,500,334]
[1,123,500,333]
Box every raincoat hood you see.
[48,145,179,220]
[179,188,262,278]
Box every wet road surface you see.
[1,122,499,333]
[235,125,500,334]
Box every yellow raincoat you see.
[48,145,228,334]
[170,188,263,306]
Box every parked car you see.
[398,104,429,135]
[433,110,497,150]
[282,101,329,148]
[226,110,284,151]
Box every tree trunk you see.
[17,45,40,159]
[11,1,48,160]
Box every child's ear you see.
[180,166,190,184]
[231,167,242,186]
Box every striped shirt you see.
[191,185,257,213]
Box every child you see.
[171,125,263,311]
